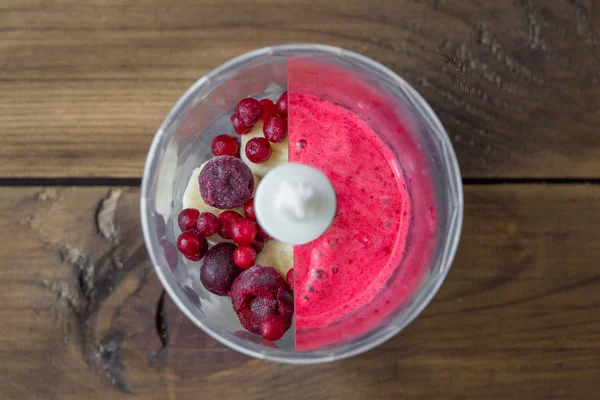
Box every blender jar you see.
[141,44,463,364]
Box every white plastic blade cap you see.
[254,163,337,245]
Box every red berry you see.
[245,137,272,164]
[201,243,241,295]
[230,266,293,334]
[217,210,242,239]
[199,156,254,209]
[286,268,295,290]
[250,235,264,254]
[196,212,219,237]
[235,98,263,126]
[263,114,288,143]
[231,113,252,135]
[256,224,271,240]
[178,208,199,232]
[231,218,257,245]
[211,135,240,157]
[259,99,277,122]
[275,91,288,117]
[243,198,256,221]
[259,315,288,341]
[233,245,257,269]
[176,230,208,261]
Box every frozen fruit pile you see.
[175,93,294,342]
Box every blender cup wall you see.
[141,45,462,363]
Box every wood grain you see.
[1,0,599,178]
[1,184,599,399]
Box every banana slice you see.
[256,239,293,278]
[181,163,259,245]
[240,122,288,177]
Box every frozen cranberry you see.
[231,113,252,135]
[235,98,263,126]
[217,210,242,239]
[233,245,257,269]
[256,224,271,240]
[258,99,277,122]
[260,315,288,341]
[243,198,256,221]
[245,137,272,164]
[196,212,219,237]
[263,114,288,143]
[286,268,294,290]
[231,218,257,245]
[275,91,288,117]
[250,235,264,254]
[211,135,240,157]
[176,230,208,261]
[200,243,242,296]
[177,208,199,232]
[199,156,254,209]
[229,266,293,334]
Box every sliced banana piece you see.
[240,122,289,177]
[256,239,293,278]
[181,163,259,245]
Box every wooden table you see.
[2,1,599,399]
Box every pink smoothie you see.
[289,92,412,331]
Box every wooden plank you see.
[0,184,599,399]
[0,0,599,178]
[0,82,180,178]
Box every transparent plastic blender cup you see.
[141,44,463,364]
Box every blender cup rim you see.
[141,43,463,364]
